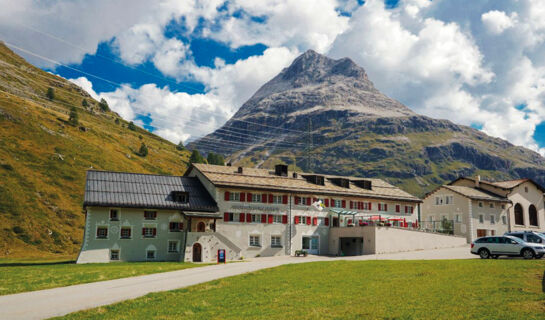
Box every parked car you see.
[505,231,545,244]
[470,235,545,259]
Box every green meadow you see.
[59,259,545,320]
[0,259,203,295]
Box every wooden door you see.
[477,229,487,237]
[197,222,206,232]
[192,243,202,262]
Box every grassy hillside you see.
[0,43,190,258]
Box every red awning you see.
[388,218,403,221]
[369,216,386,221]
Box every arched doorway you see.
[197,221,206,232]
[192,243,202,262]
[514,203,524,225]
[529,205,538,226]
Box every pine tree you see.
[98,98,110,112]
[207,152,225,165]
[176,141,185,151]
[46,87,55,101]
[189,150,205,164]
[68,107,79,126]
[128,121,136,131]
[81,99,89,107]
[138,143,148,157]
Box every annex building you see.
[77,163,434,263]
[421,176,545,243]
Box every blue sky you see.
[2,0,545,154]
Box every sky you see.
[1,0,545,155]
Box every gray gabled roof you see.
[83,170,218,212]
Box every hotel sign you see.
[229,204,285,212]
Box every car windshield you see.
[527,233,545,243]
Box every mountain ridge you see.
[190,50,545,196]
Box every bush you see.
[12,226,24,234]
[98,98,110,112]
[128,121,136,131]
[207,152,225,165]
[138,143,148,157]
[68,107,79,126]
[115,118,120,125]
[81,99,89,107]
[46,87,55,100]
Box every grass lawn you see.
[59,260,545,320]
[0,259,204,296]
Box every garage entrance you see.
[340,237,363,256]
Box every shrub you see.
[68,107,79,126]
[176,141,185,151]
[46,87,55,100]
[128,121,136,131]
[98,98,110,112]
[189,149,206,164]
[207,152,225,165]
[138,143,148,157]
[114,118,120,125]
[81,99,89,107]
[12,226,24,234]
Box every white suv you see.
[470,235,545,259]
[505,231,545,245]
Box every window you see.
[110,250,119,261]
[405,206,414,214]
[455,214,461,223]
[120,227,131,239]
[489,203,494,208]
[334,200,342,208]
[110,209,119,221]
[143,227,156,238]
[273,215,283,224]
[479,215,484,223]
[272,195,282,204]
[229,192,240,201]
[445,196,453,205]
[172,191,188,203]
[146,250,156,260]
[435,197,441,205]
[249,235,261,247]
[96,227,108,239]
[525,186,528,193]
[478,202,483,208]
[502,216,507,224]
[529,205,538,226]
[511,233,524,240]
[271,235,281,247]
[169,222,183,232]
[378,203,387,212]
[514,203,524,225]
[526,234,543,244]
[501,204,505,209]
[168,241,179,253]
[250,214,260,223]
[490,215,495,224]
[144,211,157,220]
[251,194,261,202]
[225,212,235,222]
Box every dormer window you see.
[353,180,372,190]
[303,175,325,186]
[330,178,350,188]
[171,191,189,203]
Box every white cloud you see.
[482,10,517,35]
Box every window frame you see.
[110,249,120,261]
[144,211,157,220]
[249,235,261,247]
[229,192,240,201]
[272,215,283,224]
[143,227,157,238]
[120,227,132,239]
[146,250,156,260]
[96,226,108,239]
[271,235,282,248]
[479,214,484,223]
[169,221,183,232]
[490,215,495,224]
[167,240,180,253]
[109,209,119,221]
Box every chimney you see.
[475,175,480,188]
[237,167,243,174]
[275,164,288,177]
[227,162,232,167]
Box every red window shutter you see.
[261,214,266,223]
[152,228,156,236]
[240,192,246,202]
[369,202,372,210]
[331,199,335,207]
[405,206,408,213]
[350,201,353,209]
[240,213,245,222]
[295,216,300,224]
[282,215,288,224]
[325,199,329,207]
[348,219,352,224]
[269,194,273,203]
[306,216,311,225]
[396,205,400,213]
[384,204,388,211]
[224,212,229,222]
[283,195,288,204]
[268,214,273,224]
[247,213,252,223]
[247,193,252,202]
[142,228,145,235]
[342,200,346,208]
[312,217,317,226]
[224,191,230,201]
[325,217,329,226]
[295,196,300,205]
[262,194,267,203]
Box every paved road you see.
[0,246,473,320]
